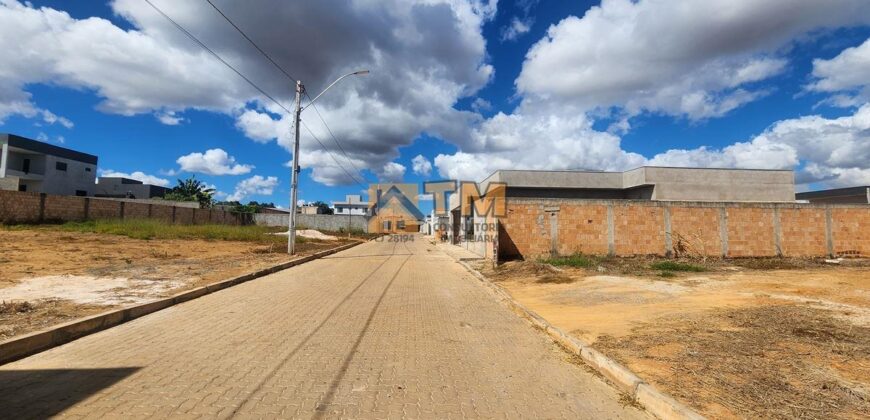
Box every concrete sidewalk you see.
[0,236,646,419]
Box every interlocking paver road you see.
[0,236,647,419]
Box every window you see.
[397,220,406,230]
[75,190,87,197]
[18,184,27,192]
[22,159,30,173]
[55,161,67,171]
[85,167,92,172]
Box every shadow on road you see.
[0,368,140,418]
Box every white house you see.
[334,194,369,215]
[0,133,98,196]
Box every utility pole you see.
[286,70,368,253]
[288,80,304,254]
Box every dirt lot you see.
[0,227,355,341]
[478,258,870,419]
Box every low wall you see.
[253,213,369,232]
[0,190,248,225]
[498,199,870,260]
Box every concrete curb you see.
[0,240,363,366]
[456,259,705,420]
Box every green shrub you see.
[650,261,706,272]
[542,254,595,268]
[57,219,294,243]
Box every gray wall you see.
[254,213,369,232]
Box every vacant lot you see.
[478,257,870,419]
[0,220,360,341]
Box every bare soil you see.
[479,259,870,419]
[0,229,353,341]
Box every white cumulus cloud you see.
[226,175,279,202]
[411,154,433,177]
[176,148,253,176]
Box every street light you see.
[288,70,369,254]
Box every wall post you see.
[545,206,560,257]
[825,206,834,257]
[718,206,729,258]
[38,193,46,222]
[773,206,782,257]
[119,201,125,220]
[83,197,90,220]
[606,203,615,256]
[663,204,673,257]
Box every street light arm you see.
[301,70,369,111]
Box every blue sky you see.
[2,0,869,211]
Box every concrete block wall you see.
[43,194,86,221]
[88,198,122,219]
[0,190,244,225]
[498,198,869,260]
[253,213,369,232]
[0,190,41,223]
[124,202,151,219]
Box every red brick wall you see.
[0,190,41,223]
[726,207,776,257]
[43,195,86,221]
[614,204,665,256]
[496,199,868,260]
[0,190,243,226]
[556,204,609,255]
[669,206,721,257]
[832,208,870,256]
[499,203,553,259]
[89,199,121,219]
[780,208,827,256]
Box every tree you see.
[214,200,277,214]
[310,201,334,215]
[164,176,215,208]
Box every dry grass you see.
[595,304,870,419]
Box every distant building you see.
[334,194,369,215]
[477,167,796,203]
[95,177,169,199]
[796,186,870,204]
[260,207,290,214]
[0,133,98,196]
[297,204,324,215]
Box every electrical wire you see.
[145,0,368,188]
[300,119,369,188]
[202,0,370,185]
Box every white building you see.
[0,133,98,196]
[334,194,369,215]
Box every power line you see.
[305,92,372,182]
[144,0,293,115]
[204,0,297,83]
[145,0,367,188]
[300,119,368,187]
[201,0,370,186]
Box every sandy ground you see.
[479,260,870,419]
[273,229,339,240]
[0,229,350,341]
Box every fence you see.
[253,213,369,232]
[497,198,869,260]
[0,190,250,225]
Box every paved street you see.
[0,236,646,419]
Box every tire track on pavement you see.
[229,241,398,417]
[313,243,412,417]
